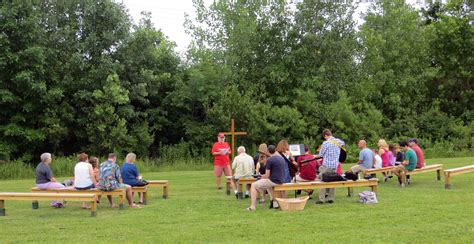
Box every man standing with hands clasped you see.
[212,133,231,189]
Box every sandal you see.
[130,204,141,209]
[245,207,255,211]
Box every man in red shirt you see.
[211,133,231,189]
[409,138,425,169]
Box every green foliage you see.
[0,0,472,162]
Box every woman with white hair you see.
[121,152,148,204]
[35,152,65,208]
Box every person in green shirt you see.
[392,141,418,186]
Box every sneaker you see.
[269,201,274,209]
[327,200,334,204]
[315,200,324,204]
[407,179,411,185]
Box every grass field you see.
[0,157,473,243]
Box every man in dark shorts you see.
[246,145,285,211]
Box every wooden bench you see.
[400,164,443,187]
[131,186,148,204]
[236,178,257,199]
[31,187,126,209]
[444,165,474,189]
[274,179,379,198]
[361,166,395,178]
[225,176,232,195]
[147,180,169,199]
[0,192,98,217]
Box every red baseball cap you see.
[217,133,225,138]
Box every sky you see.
[121,0,430,54]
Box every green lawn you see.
[0,157,473,243]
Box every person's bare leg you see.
[107,195,114,207]
[125,185,135,206]
[138,192,143,203]
[231,179,237,192]
[216,176,222,189]
[249,184,258,210]
[267,188,275,201]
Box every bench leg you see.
[347,187,353,197]
[237,183,243,200]
[119,194,125,209]
[437,169,441,181]
[401,172,407,187]
[91,200,97,217]
[32,201,39,209]
[143,191,148,205]
[371,185,377,193]
[444,172,451,189]
[163,185,168,199]
[226,180,231,195]
[0,200,5,216]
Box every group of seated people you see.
[226,129,426,211]
[350,138,425,185]
[35,152,148,209]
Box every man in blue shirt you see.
[351,140,374,174]
[246,145,286,211]
[316,129,345,204]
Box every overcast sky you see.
[121,0,426,54]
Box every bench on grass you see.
[273,179,379,198]
[225,176,232,195]
[362,166,395,178]
[444,165,474,189]
[31,187,125,209]
[131,186,148,204]
[0,192,98,217]
[236,178,257,199]
[400,164,443,187]
[147,180,169,199]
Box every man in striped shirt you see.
[316,129,345,204]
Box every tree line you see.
[0,0,472,163]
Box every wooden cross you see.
[220,118,247,160]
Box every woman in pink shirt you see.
[378,139,391,181]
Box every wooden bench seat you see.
[147,180,169,199]
[0,192,97,217]
[400,164,443,187]
[131,186,148,204]
[362,166,395,178]
[274,179,379,198]
[444,165,474,189]
[236,178,257,199]
[31,187,125,209]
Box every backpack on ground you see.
[358,190,378,204]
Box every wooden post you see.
[163,185,168,199]
[444,172,451,189]
[90,199,97,217]
[221,118,247,161]
[437,169,441,181]
[0,200,5,216]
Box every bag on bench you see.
[322,172,345,182]
[358,190,378,204]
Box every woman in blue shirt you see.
[121,153,148,204]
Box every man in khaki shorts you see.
[246,145,286,211]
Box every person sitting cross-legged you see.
[230,146,255,199]
[246,145,286,211]
[392,141,417,186]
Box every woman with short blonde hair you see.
[121,152,147,204]
[377,139,391,181]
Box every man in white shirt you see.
[231,146,255,199]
